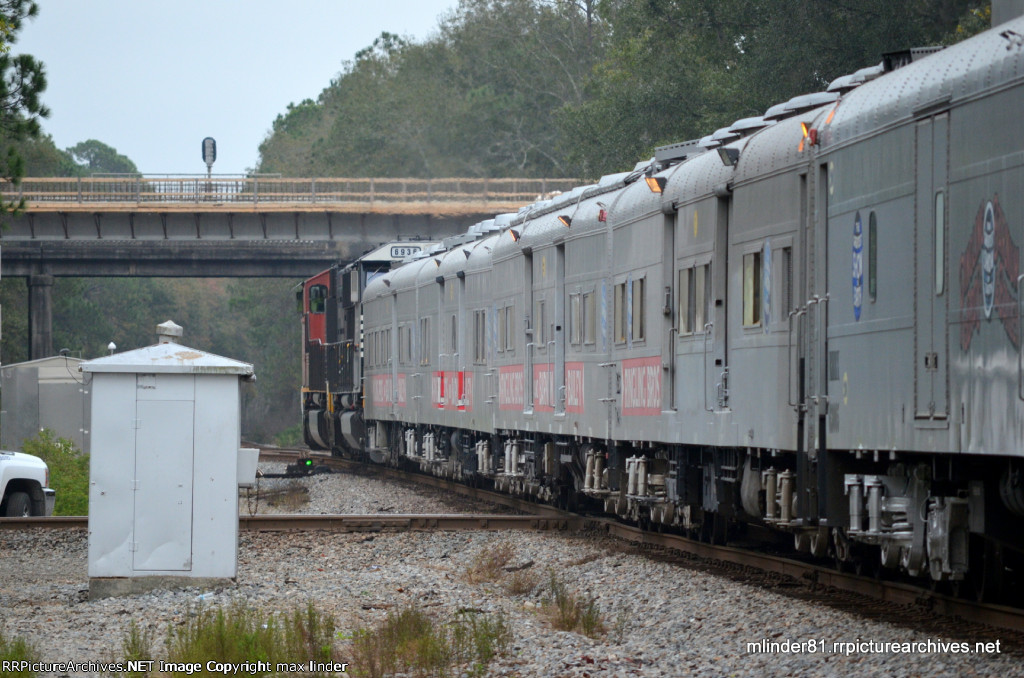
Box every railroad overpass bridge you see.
[1,175,577,358]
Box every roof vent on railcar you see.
[882,47,945,72]
[655,138,705,167]
[762,102,790,122]
[781,91,839,116]
[850,62,884,85]
[597,171,631,187]
[710,126,741,145]
[517,199,551,216]
[826,73,860,95]
[493,212,517,231]
[698,134,721,149]
[728,116,772,136]
[476,219,500,236]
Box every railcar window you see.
[497,307,506,353]
[569,294,581,346]
[505,304,516,353]
[678,265,710,335]
[935,192,945,296]
[399,325,411,365]
[780,248,793,317]
[584,292,596,345]
[679,269,692,334]
[632,277,646,341]
[868,213,877,302]
[696,264,708,332]
[474,310,486,363]
[419,317,431,365]
[385,328,391,365]
[449,314,458,355]
[309,284,327,314]
[743,252,762,327]
[537,300,547,347]
[614,283,627,344]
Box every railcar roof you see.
[823,16,1024,146]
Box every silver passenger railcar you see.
[309,15,1024,596]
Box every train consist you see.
[300,17,1024,596]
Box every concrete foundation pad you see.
[89,576,235,600]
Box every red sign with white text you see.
[621,357,661,416]
[371,373,407,407]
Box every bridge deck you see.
[2,176,578,216]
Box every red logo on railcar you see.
[499,365,525,410]
[960,195,1020,351]
[371,374,407,407]
[621,356,662,416]
[432,371,472,411]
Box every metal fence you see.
[1,176,581,207]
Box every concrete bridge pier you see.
[28,273,54,360]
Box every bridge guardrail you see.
[0,176,580,207]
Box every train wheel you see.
[969,537,1003,603]
[701,513,727,545]
[832,528,851,572]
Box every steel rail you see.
[0,514,581,532]
[10,449,1020,632]
[259,448,1024,632]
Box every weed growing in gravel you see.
[122,620,155,677]
[347,605,512,678]
[118,600,338,676]
[0,630,40,677]
[350,606,449,677]
[464,540,515,583]
[503,567,540,595]
[450,609,513,677]
[542,571,606,638]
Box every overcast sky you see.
[15,1,458,175]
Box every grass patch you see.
[0,630,40,677]
[119,601,339,676]
[464,541,515,584]
[542,571,605,638]
[22,429,88,516]
[273,424,303,448]
[263,481,310,511]
[503,567,540,596]
[349,605,511,678]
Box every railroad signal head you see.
[201,137,217,168]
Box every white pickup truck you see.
[0,450,56,516]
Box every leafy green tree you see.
[0,0,47,221]
[227,278,301,441]
[11,133,77,175]
[558,0,988,178]
[257,0,604,178]
[66,138,138,174]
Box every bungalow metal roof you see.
[81,342,254,376]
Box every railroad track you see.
[0,514,580,532]
[257,447,1024,636]
[6,446,1023,636]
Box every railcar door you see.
[663,212,676,411]
[555,242,566,414]
[914,113,950,420]
[708,196,730,410]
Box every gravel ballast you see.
[2,467,1018,677]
